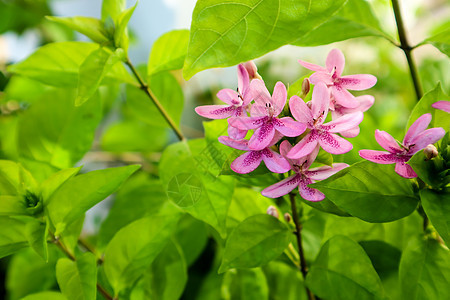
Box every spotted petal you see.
[262,174,301,198]
[249,79,271,106]
[403,113,431,146]
[274,117,306,137]
[322,112,363,133]
[195,105,235,119]
[289,96,313,125]
[359,150,406,164]
[318,132,353,154]
[375,129,402,153]
[261,148,291,173]
[299,177,325,202]
[217,89,240,106]
[287,131,319,159]
[395,162,417,178]
[408,127,446,155]
[228,116,267,130]
[338,74,377,90]
[306,163,349,181]
[231,151,263,174]
[218,136,249,151]
[248,122,275,150]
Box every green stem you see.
[125,58,186,141]
[289,193,316,300]
[391,0,423,101]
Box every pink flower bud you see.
[301,78,310,98]
[424,144,438,160]
[266,205,279,218]
[242,61,262,80]
[284,213,292,222]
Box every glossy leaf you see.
[148,30,190,75]
[103,206,181,296]
[56,252,97,300]
[424,27,450,57]
[221,268,269,299]
[46,164,140,235]
[305,235,385,300]
[102,0,126,22]
[399,236,450,300]
[159,139,235,238]
[311,161,419,223]
[420,189,450,247]
[46,16,109,43]
[40,167,82,202]
[219,214,291,273]
[184,0,346,79]
[359,240,401,278]
[22,292,67,300]
[8,42,135,87]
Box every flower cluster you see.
[196,49,378,202]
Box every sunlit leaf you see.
[46,16,109,43]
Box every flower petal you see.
[228,126,247,140]
[250,103,268,117]
[311,82,330,122]
[218,136,249,150]
[318,132,353,154]
[274,117,306,137]
[306,163,349,181]
[195,105,235,119]
[261,149,291,173]
[408,127,446,155]
[279,140,293,157]
[272,81,287,116]
[289,96,313,125]
[309,72,333,85]
[231,151,263,174]
[262,174,301,198]
[326,49,345,77]
[302,144,320,169]
[322,112,363,133]
[338,74,377,90]
[395,162,417,178]
[248,122,275,150]
[375,129,402,153]
[403,113,431,146]
[340,126,360,138]
[299,177,325,202]
[217,89,240,105]
[359,150,406,164]
[287,131,319,159]
[331,85,359,108]
[432,100,450,113]
[298,60,327,73]
[228,116,267,130]
[338,95,375,115]
[249,79,271,106]
[237,64,250,95]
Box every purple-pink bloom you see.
[287,82,363,159]
[359,113,445,178]
[228,80,306,150]
[195,64,252,139]
[432,100,450,113]
[299,49,377,109]
[218,134,290,174]
[262,141,348,201]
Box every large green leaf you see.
[399,236,450,300]
[22,292,67,300]
[0,216,29,259]
[148,30,190,75]
[311,161,419,223]
[103,205,181,296]
[420,189,450,247]
[17,89,102,169]
[46,16,109,43]
[174,215,209,266]
[407,83,450,131]
[423,26,450,57]
[0,160,38,196]
[159,139,235,238]
[293,0,388,46]
[8,42,135,87]
[40,167,82,201]
[221,268,269,299]
[305,235,385,300]
[183,0,346,79]
[56,253,97,300]
[219,214,291,273]
[46,165,140,235]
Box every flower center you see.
[265,102,275,117]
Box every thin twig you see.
[391,0,423,101]
[289,193,316,300]
[125,58,185,141]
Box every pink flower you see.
[262,141,348,201]
[218,134,290,174]
[432,100,450,113]
[359,113,445,178]
[228,80,306,150]
[195,64,252,139]
[299,49,377,108]
[287,82,363,159]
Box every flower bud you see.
[424,144,438,160]
[284,213,292,223]
[301,78,310,98]
[243,61,262,80]
[266,205,279,218]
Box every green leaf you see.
[159,139,235,238]
[22,292,67,300]
[303,197,351,217]
[113,2,137,52]
[174,215,209,266]
[148,30,190,75]
[0,195,26,216]
[221,268,269,299]
[420,189,450,247]
[424,26,450,57]
[407,82,450,131]
[263,261,308,300]
[311,161,419,223]
[46,164,140,235]
[25,218,49,261]
[56,252,97,300]
[305,235,385,300]
[183,0,347,79]
[0,160,38,196]
[219,214,291,273]
[8,42,135,87]
[102,0,126,22]
[130,240,187,300]
[359,240,401,279]
[408,150,447,188]
[76,47,120,106]
[40,167,82,202]
[293,0,388,46]
[0,216,29,259]
[103,206,181,296]
[399,236,450,300]
[17,89,102,169]
[46,16,109,43]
